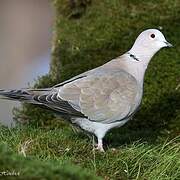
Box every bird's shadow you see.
[104,91,180,148]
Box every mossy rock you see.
[17,0,180,137]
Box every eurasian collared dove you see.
[0,29,172,152]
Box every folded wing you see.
[58,70,140,123]
[0,70,140,123]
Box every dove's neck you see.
[123,46,158,86]
[128,45,158,67]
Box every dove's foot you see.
[95,145,105,152]
[93,138,104,152]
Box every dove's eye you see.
[150,34,155,38]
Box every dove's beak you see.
[164,41,173,47]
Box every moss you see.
[17,0,180,136]
[54,0,91,19]
[51,0,180,136]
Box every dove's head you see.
[129,29,172,63]
[134,29,172,49]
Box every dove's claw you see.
[94,138,105,152]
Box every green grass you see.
[5,0,180,179]
[0,125,100,180]
[0,125,179,179]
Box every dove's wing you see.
[0,68,141,123]
[58,70,141,123]
[53,68,93,88]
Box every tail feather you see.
[0,88,85,118]
[0,88,52,104]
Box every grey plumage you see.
[0,69,141,122]
[0,29,172,151]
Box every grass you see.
[1,0,180,179]
[0,125,179,179]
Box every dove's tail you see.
[0,88,51,104]
[0,88,86,118]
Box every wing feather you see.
[58,70,141,123]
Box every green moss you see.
[50,0,180,136]
[17,0,180,135]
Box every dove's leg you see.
[72,117,127,152]
[72,118,107,151]
[95,138,104,152]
